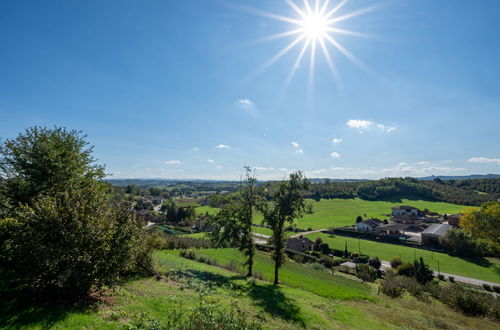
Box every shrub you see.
[321,255,335,268]
[350,251,360,261]
[437,274,445,281]
[368,256,382,269]
[494,286,500,294]
[399,276,429,302]
[449,276,455,283]
[356,263,377,282]
[396,262,415,277]
[483,284,492,292]
[413,257,434,284]
[390,257,402,269]
[381,274,403,298]
[439,285,496,317]
[290,253,305,264]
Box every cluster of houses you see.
[354,205,462,246]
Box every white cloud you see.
[291,141,300,148]
[416,161,429,165]
[346,119,373,129]
[215,144,231,149]
[165,160,181,165]
[468,157,500,165]
[331,167,345,170]
[331,138,343,145]
[295,149,304,154]
[330,152,341,158]
[381,162,466,176]
[192,147,199,151]
[215,165,222,169]
[207,159,215,164]
[308,169,327,175]
[279,168,290,172]
[347,119,396,133]
[235,99,254,107]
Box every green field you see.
[306,232,500,283]
[186,249,370,300]
[197,198,469,230]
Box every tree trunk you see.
[274,261,279,285]
[247,253,253,277]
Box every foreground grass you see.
[307,232,500,283]
[198,198,469,230]
[160,249,371,301]
[2,252,499,329]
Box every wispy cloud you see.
[331,138,343,145]
[381,162,466,176]
[416,161,429,165]
[291,141,300,148]
[295,149,304,154]
[215,144,231,149]
[235,99,254,107]
[207,159,215,164]
[308,169,327,175]
[468,157,500,165]
[165,160,181,165]
[279,168,290,172]
[346,119,373,129]
[254,166,274,171]
[331,167,345,170]
[330,152,341,158]
[346,119,396,133]
[192,147,199,152]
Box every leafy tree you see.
[368,256,382,269]
[441,228,484,257]
[259,171,309,285]
[313,237,323,251]
[413,257,434,284]
[319,242,330,255]
[460,201,500,250]
[0,126,104,207]
[210,167,258,276]
[356,215,363,223]
[0,127,158,297]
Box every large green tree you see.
[0,127,157,296]
[260,171,309,285]
[210,167,258,276]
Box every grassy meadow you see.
[2,250,499,329]
[306,232,500,283]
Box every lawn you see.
[179,248,371,301]
[197,198,469,230]
[306,232,500,283]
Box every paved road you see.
[380,261,499,287]
[290,229,327,238]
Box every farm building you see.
[355,218,383,231]
[374,223,408,236]
[286,237,314,253]
[392,205,419,217]
[421,223,453,245]
[447,214,462,227]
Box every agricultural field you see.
[306,233,500,283]
[196,198,469,230]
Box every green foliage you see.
[0,126,104,206]
[438,285,500,318]
[413,257,434,284]
[396,262,415,277]
[461,201,500,252]
[380,272,403,298]
[0,126,158,297]
[368,257,381,270]
[209,167,258,277]
[441,228,485,257]
[313,237,323,251]
[356,263,377,282]
[357,177,438,201]
[260,171,309,285]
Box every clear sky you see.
[1,0,499,180]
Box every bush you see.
[494,286,500,294]
[438,274,445,281]
[350,251,360,261]
[390,257,402,269]
[399,276,429,302]
[368,257,382,269]
[381,274,403,298]
[396,262,415,277]
[449,276,455,283]
[356,263,377,282]
[483,284,493,292]
[321,255,335,268]
[439,285,498,317]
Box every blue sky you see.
[1,0,499,180]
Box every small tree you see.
[343,241,349,258]
[356,215,363,223]
[413,257,434,284]
[313,237,323,251]
[260,171,309,285]
[210,167,258,277]
[320,242,330,255]
[368,256,382,270]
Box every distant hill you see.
[417,174,500,180]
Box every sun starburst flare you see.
[243,0,378,91]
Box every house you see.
[392,205,419,217]
[421,223,453,245]
[374,223,408,236]
[286,237,314,253]
[447,214,462,227]
[355,218,383,231]
[392,214,421,224]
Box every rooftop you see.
[421,223,453,237]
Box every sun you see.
[243,0,377,89]
[301,13,328,40]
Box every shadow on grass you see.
[457,256,493,268]
[0,285,91,329]
[248,283,305,326]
